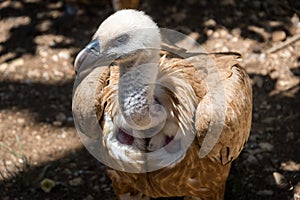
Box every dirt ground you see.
[0,0,299,199]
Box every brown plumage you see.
[72,10,252,200]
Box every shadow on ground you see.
[0,70,299,199]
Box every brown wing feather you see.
[195,54,252,165]
[72,67,110,139]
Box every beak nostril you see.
[86,39,101,56]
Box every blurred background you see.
[0,0,299,199]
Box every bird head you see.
[74,9,166,132]
[74,9,161,74]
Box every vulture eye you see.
[114,34,129,46]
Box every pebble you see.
[252,75,264,88]
[63,168,72,175]
[171,12,186,23]
[204,19,216,27]
[272,31,286,42]
[35,135,41,140]
[51,55,59,62]
[294,183,300,200]
[286,132,294,140]
[83,195,94,200]
[280,50,292,58]
[10,58,24,67]
[206,29,214,36]
[42,72,50,81]
[258,142,274,152]
[221,0,235,6]
[69,177,84,186]
[56,112,66,122]
[186,0,196,4]
[281,161,300,171]
[99,176,106,182]
[246,154,259,165]
[39,49,48,57]
[53,70,64,77]
[37,20,52,32]
[17,118,25,124]
[27,70,40,78]
[248,134,259,142]
[257,189,274,196]
[273,172,288,189]
[52,121,62,126]
[219,29,228,38]
[66,116,74,123]
[93,185,100,192]
[58,51,70,59]
[0,63,8,71]
[252,45,262,53]
[40,178,56,193]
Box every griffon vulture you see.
[72,9,252,200]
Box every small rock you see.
[27,70,41,78]
[261,117,276,124]
[281,161,300,171]
[63,168,72,175]
[99,176,106,182]
[42,72,50,81]
[280,49,292,58]
[221,0,235,6]
[171,12,186,23]
[69,177,83,186]
[272,31,286,42]
[206,29,214,36]
[252,75,264,88]
[66,116,74,123]
[248,134,259,142]
[252,45,262,53]
[204,19,216,27]
[273,172,288,189]
[40,178,56,193]
[17,118,25,124]
[56,112,66,122]
[53,70,64,77]
[258,142,274,152]
[0,63,8,71]
[37,20,52,32]
[10,58,24,67]
[83,195,94,200]
[247,154,259,165]
[52,121,62,126]
[219,29,228,38]
[93,185,100,192]
[35,135,42,140]
[257,190,274,196]
[186,0,196,4]
[287,132,294,140]
[294,183,300,200]
[58,51,70,59]
[52,55,59,62]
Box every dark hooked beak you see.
[74,39,105,75]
